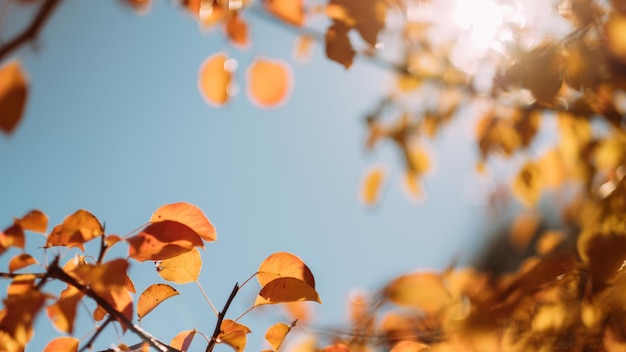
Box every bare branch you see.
[0,0,63,62]
[206,282,240,352]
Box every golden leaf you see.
[127,221,204,262]
[137,284,180,320]
[8,253,37,273]
[265,0,304,26]
[265,322,291,351]
[156,247,202,284]
[0,60,28,135]
[218,320,251,352]
[170,329,197,352]
[511,160,542,208]
[246,57,292,108]
[383,272,451,313]
[255,278,322,306]
[198,52,232,106]
[43,336,79,352]
[15,210,47,233]
[150,202,216,242]
[46,209,104,250]
[257,252,316,288]
[46,285,83,334]
[360,166,385,206]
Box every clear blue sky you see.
[1,1,500,350]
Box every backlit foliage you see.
[0,202,320,351]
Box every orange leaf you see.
[0,60,28,135]
[265,0,304,26]
[246,57,292,108]
[265,322,292,351]
[46,285,83,334]
[43,336,79,352]
[198,52,232,106]
[156,247,202,284]
[127,220,204,261]
[8,253,37,273]
[0,290,46,347]
[390,341,429,352]
[15,209,47,233]
[383,272,452,313]
[7,274,35,296]
[46,209,104,250]
[170,329,197,352]
[150,202,216,242]
[0,224,25,254]
[325,22,355,69]
[218,319,251,352]
[255,277,322,306]
[137,283,179,320]
[282,301,312,325]
[257,252,316,288]
[360,166,385,206]
[224,12,249,48]
[511,160,542,208]
[294,34,314,63]
[322,343,350,352]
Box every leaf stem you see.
[195,280,218,317]
[80,316,113,352]
[232,305,256,323]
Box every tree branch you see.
[206,282,240,352]
[46,257,181,352]
[0,0,63,62]
[0,271,46,279]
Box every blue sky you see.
[0,1,500,350]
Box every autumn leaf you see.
[137,284,180,320]
[8,253,38,273]
[15,209,47,233]
[171,329,197,352]
[127,220,204,261]
[390,341,429,352]
[511,160,542,207]
[46,285,83,334]
[265,322,292,351]
[257,252,316,288]
[218,319,251,352]
[46,209,104,250]
[605,12,626,62]
[0,60,28,135]
[7,274,35,296]
[255,277,322,305]
[150,202,216,242]
[294,34,314,63]
[0,290,47,348]
[156,247,202,284]
[43,336,79,352]
[246,57,292,108]
[265,0,304,26]
[325,21,355,69]
[360,166,385,206]
[123,0,151,13]
[198,52,233,106]
[321,343,350,352]
[383,272,452,313]
[0,224,25,254]
[224,12,249,48]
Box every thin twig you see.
[206,282,240,352]
[80,316,113,352]
[0,0,63,62]
[195,280,219,316]
[0,271,46,279]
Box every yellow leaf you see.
[46,209,104,250]
[294,34,314,63]
[8,253,38,273]
[198,52,232,106]
[605,12,626,62]
[265,0,304,26]
[137,283,180,320]
[246,57,292,108]
[265,322,292,351]
[225,12,249,48]
[258,252,316,288]
[7,274,35,296]
[255,277,322,306]
[0,290,46,347]
[43,336,79,352]
[383,272,451,313]
[0,60,28,135]
[150,202,216,242]
[218,319,251,352]
[46,285,83,334]
[156,247,202,284]
[360,166,385,206]
[321,343,350,352]
[511,160,542,207]
[15,209,47,233]
[391,341,429,352]
[170,329,197,352]
[127,221,204,262]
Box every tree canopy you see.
[3,0,626,351]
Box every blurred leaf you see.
[156,247,202,284]
[8,254,37,273]
[137,283,179,320]
[511,160,542,207]
[247,57,292,107]
[321,343,350,352]
[383,272,451,313]
[606,12,626,62]
[46,209,104,250]
[325,22,355,69]
[127,220,204,261]
[225,12,249,48]
[294,34,314,62]
[42,336,79,352]
[329,0,386,46]
[170,329,197,352]
[509,212,540,251]
[0,290,46,348]
[123,0,151,12]
[46,285,83,334]
[150,202,216,242]
[255,277,322,305]
[265,0,304,26]
[0,60,28,135]
[15,210,47,233]
[360,166,385,206]
[198,52,232,106]
[7,274,35,296]
[390,341,429,352]
[257,252,316,288]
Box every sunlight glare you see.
[452,0,504,51]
